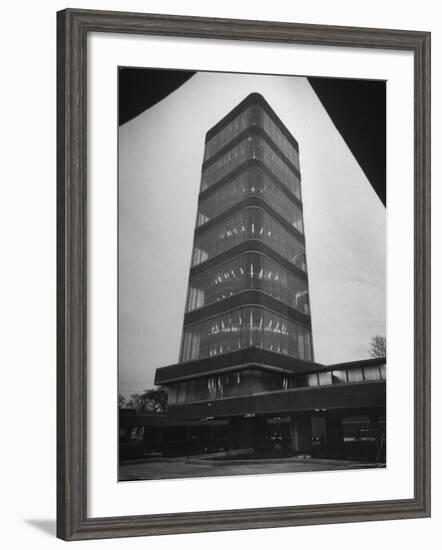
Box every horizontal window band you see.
[189,241,309,281]
[186,252,311,317]
[183,290,312,329]
[188,251,308,285]
[158,365,386,386]
[202,126,300,177]
[205,92,299,153]
[198,159,303,208]
[194,198,305,244]
[165,380,386,419]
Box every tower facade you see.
[156,93,315,408]
[182,93,313,364]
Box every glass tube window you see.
[180,306,313,362]
[168,364,386,404]
[192,210,246,265]
[363,365,383,381]
[171,369,295,404]
[318,371,333,386]
[197,168,304,232]
[347,368,364,383]
[379,364,386,379]
[204,105,261,162]
[262,110,299,169]
[192,208,306,268]
[257,137,300,197]
[201,138,251,192]
[186,253,310,314]
[197,171,248,226]
[204,105,299,170]
[201,135,301,198]
[332,369,348,384]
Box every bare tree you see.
[125,387,168,413]
[126,393,145,411]
[368,335,386,358]
[140,388,168,413]
[118,394,126,408]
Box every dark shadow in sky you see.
[119,68,386,206]
[308,77,386,206]
[119,67,195,125]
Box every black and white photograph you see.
[118,68,387,481]
[1,0,435,545]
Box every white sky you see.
[118,72,386,399]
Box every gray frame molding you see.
[57,8,431,541]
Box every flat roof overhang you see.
[154,349,385,385]
[154,347,324,385]
[165,380,386,420]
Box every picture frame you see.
[57,8,431,541]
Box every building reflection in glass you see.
[192,207,307,269]
[201,135,300,196]
[197,167,303,232]
[181,306,313,362]
[186,254,309,314]
[168,364,387,405]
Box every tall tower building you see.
[181,93,313,364]
[156,93,317,414]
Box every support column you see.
[289,414,312,454]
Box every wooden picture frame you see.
[57,8,431,541]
